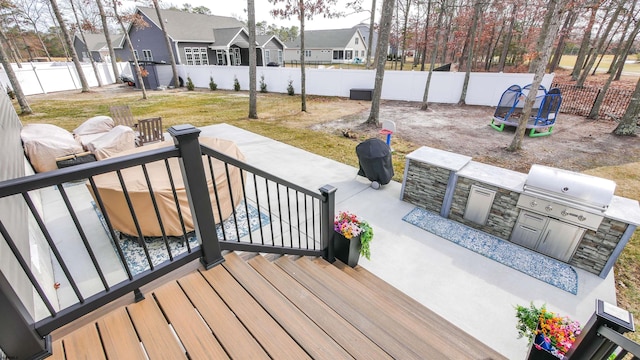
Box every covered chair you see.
[109,105,136,128]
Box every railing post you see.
[169,125,224,269]
[0,271,51,359]
[565,299,635,359]
[319,185,337,262]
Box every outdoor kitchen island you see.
[401,146,640,278]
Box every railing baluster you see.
[206,156,227,241]
[23,192,84,303]
[286,187,293,248]
[224,163,241,242]
[0,220,56,316]
[164,159,190,250]
[57,185,109,291]
[253,173,265,245]
[265,178,275,246]
[239,169,253,244]
[141,164,172,261]
[295,190,301,248]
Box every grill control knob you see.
[530,200,538,207]
[578,215,586,221]
[561,210,568,217]
[545,205,553,212]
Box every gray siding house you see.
[284,28,367,64]
[73,33,127,63]
[124,7,285,67]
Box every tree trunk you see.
[498,3,516,72]
[31,23,52,61]
[96,0,121,83]
[458,0,481,105]
[112,0,147,99]
[507,0,564,151]
[419,0,431,72]
[421,0,445,111]
[299,0,306,112]
[588,17,640,120]
[548,10,576,73]
[153,0,180,88]
[570,5,597,81]
[0,28,31,114]
[365,0,376,69]
[49,0,90,92]
[366,0,395,125]
[399,0,411,70]
[248,0,258,119]
[613,75,640,135]
[70,0,103,87]
[577,2,623,87]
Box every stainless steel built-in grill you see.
[511,165,617,262]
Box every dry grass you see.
[19,86,640,343]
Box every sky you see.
[161,0,375,30]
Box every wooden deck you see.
[49,252,507,359]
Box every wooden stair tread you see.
[126,293,187,359]
[49,340,65,360]
[338,261,507,360]
[177,272,269,359]
[153,281,229,359]
[61,322,106,360]
[96,307,147,360]
[200,262,311,359]
[248,254,393,360]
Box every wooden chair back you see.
[109,105,136,128]
[137,117,163,146]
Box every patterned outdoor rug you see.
[93,201,269,275]
[402,207,578,294]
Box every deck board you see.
[177,272,270,359]
[126,294,187,359]
[199,264,311,360]
[96,307,147,360]
[61,322,105,360]
[153,281,229,359]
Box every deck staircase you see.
[49,252,507,359]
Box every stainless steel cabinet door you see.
[537,219,585,262]
[510,211,547,249]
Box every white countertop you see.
[456,161,527,193]
[406,146,472,172]
[606,197,640,226]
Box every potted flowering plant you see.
[515,303,581,360]
[333,211,373,267]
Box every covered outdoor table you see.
[88,137,245,237]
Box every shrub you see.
[186,76,195,91]
[233,76,240,91]
[209,76,217,91]
[287,80,294,96]
[259,74,267,93]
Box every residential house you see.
[73,33,127,63]
[123,7,285,67]
[284,28,366,64]
[352,23,378,61]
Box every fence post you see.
[319,184,337,262]
[0,271,51,359]
[169,125,224,269]
[565,299,635,359]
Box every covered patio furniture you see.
[21,124,84,173]
[88,137,245,237]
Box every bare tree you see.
[70,0,102,87]
[96,0,120,83]
[497,2,517,72]
[613,76,640,135]
[365,0,376,69]
[570,1,598,81]
[248,0,258,118]
[0,26,30,113]
[507,0,565,151]
[49,0,90,92]
[13,0,52,61]
[398,0,411,70]
[366,0,394,125]
[458,0,482,105]
[421,0,445,110]
[112,0,147,99]
[151,0,179,88]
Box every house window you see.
[332,50,344,60]
[345,50,353,60]
[265,49,270,64]
[216,50,226,65]
[133,50,139,60]
[361,50,365,57]
[233,48,241,65]
[355,38,359,45]
[305,50,311,57]
[278,50,283,64]
[184,47,209,65]
[142,49,153,61]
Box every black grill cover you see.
[356,138,394,185]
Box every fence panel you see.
[551,83,633,120]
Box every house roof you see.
[256,34,286,48]
[136,6,244,43]
[211,27,248,48]
[284,28,363,49]
[76,33,125,51]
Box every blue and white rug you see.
[402,207,578,294]
[93,201,269,275]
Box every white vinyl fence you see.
[1,61,554,107]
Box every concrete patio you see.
[199,123,617,359]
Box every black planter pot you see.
[333,232,362,267]
[527,334,560,360]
